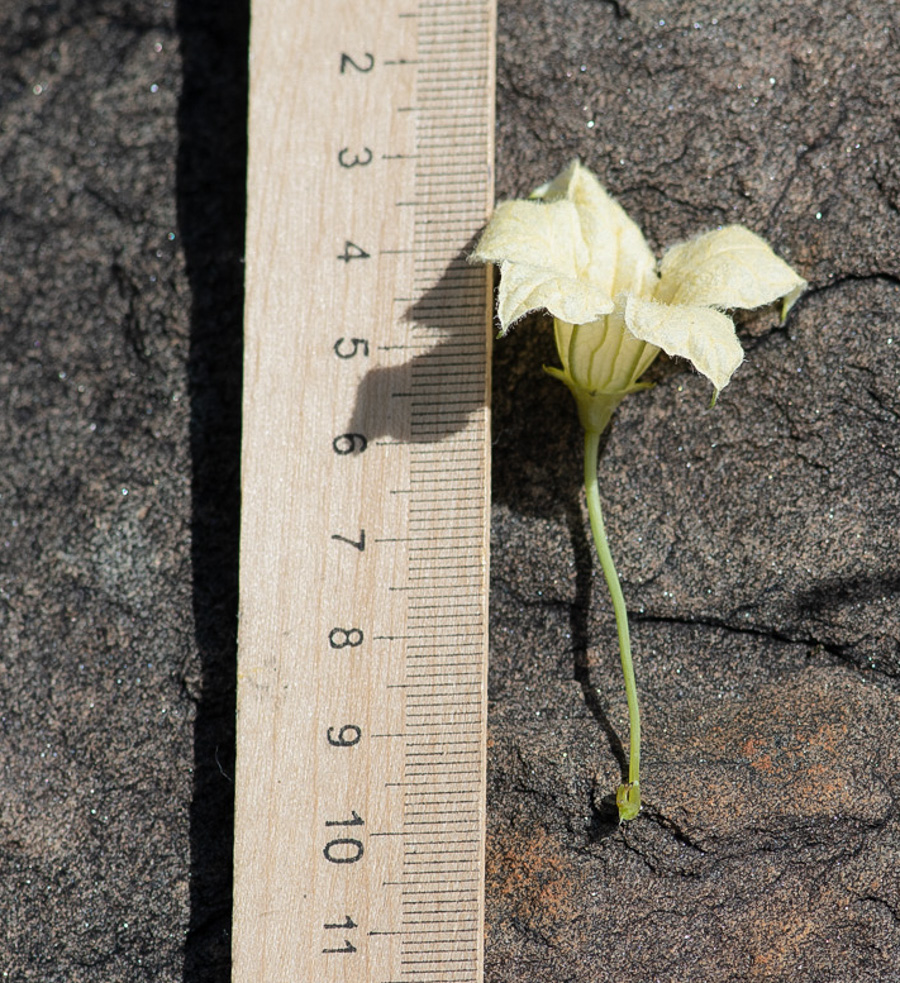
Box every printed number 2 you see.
[340,52,374,74]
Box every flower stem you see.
[583,428,642,821]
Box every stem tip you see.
[616,782,641,822]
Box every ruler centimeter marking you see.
[234,0,494,980]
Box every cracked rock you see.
[1,1,899,981]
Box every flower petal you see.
[471,198,588,280]
[494,260,615,333]
[536,161,658,298]
[625,295,744,392]
[656,225,807,312]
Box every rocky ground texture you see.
[1,1,898,980]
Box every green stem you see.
[583,428,642,821]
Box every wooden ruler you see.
[233,1,495,981]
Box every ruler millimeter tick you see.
[234,1,495,980]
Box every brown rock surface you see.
[1,1,898,980]
[489,2,900,980]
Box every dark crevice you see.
[853,895,900,925]
[740,270,900,353]
[619,180,731,222]
[597,0,631,20]
[629,609,900,682]
[804,271,900,296]
[630,609,847,659]
[768,105,849,224]
[640,802,707,853]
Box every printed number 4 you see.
[337,241,370,263]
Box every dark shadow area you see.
[176,2,249,980]
[488,310,583,517]
[560,437,628,843]
[489,310,626,841]
[589,787,623,838]
[793,571,900,618]
[486,306,681,517]
[346,243,490,446]
[562,472,629,780]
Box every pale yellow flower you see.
[471,160,806,433]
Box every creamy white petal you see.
[536,161,658,297]
[624,295,744,392]
[656,225,807,311]
[495,261,615,333]
[471,198,588,280]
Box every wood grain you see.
[234,0,495,979]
